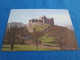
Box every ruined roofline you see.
[29,15,54,21]
[29,15,54,25]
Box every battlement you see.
[29,15,54,25]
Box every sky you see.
[8,9,73,27]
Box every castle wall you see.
[29,16,54,25]
[43,18,54,25]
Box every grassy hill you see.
[31,25,49,31]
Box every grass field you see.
[39,36,59,46]
[2,36,60,51]
[2,44,60,51]
[39,36,54,42]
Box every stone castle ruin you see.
[29,15,54,25]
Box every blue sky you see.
[8,9,73,27]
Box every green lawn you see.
[39,36,59,46]
[2,44,60,51]
[43,43,59,46]
[39,36,54,42]
[2,36,60,51]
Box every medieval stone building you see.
[29,15,54,25]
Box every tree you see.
[32,31,43,49]
[10,26,17,50]
[16,26,29,44]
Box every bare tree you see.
[17,26,28,44]
[32,31,43,49]
[10,26,17,50]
